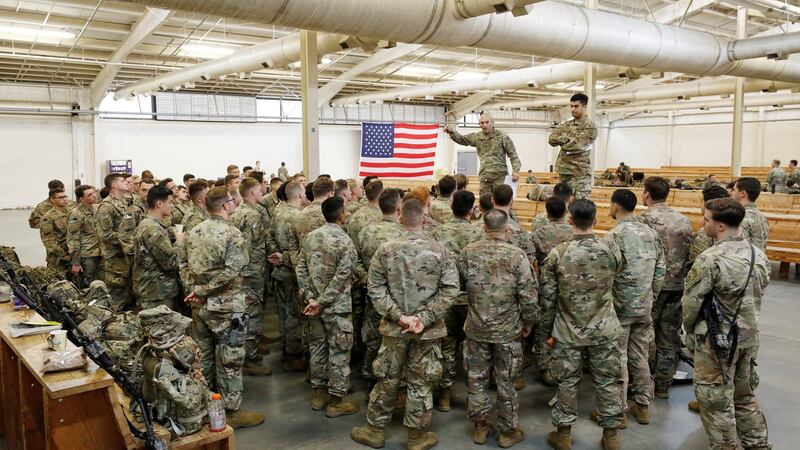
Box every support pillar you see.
[300,30,320,179]
[756,107,766,165]
[585,0,598,179]
[666,111,675,166]
[731,6,747,178]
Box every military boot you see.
[326,395,360,418]
[311,388,329,411]
[407,428,437,450]
[514,376,526,391]
[688,400,701,413]
[601,428,620,450]
[242,360,272,376]
[654,385,669,399]
[591,410,627,429]
[472,420,491,445]
[546,426,571,450]
[630,402,651,424]
[395,387,407,409]
[539,369,557,387]
[227,409,265,429]
[351,424,385,449]
[498,428,524,448]
[436,388,451,412]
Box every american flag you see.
[358,122,439,179]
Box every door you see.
[456,151,478,176]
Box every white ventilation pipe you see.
[601,91,800,113]
[452,0,541,18]
[117,0,800,83]
[113,32,378,99]
[745,0,800,17]
[486,78,798,109]
[331,62,644,105]
[728,30,800,60]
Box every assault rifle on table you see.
[0,255,167,450]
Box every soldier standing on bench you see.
[548,93,598,200]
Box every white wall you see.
[452,126,553,173]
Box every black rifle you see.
[0,256,167,450]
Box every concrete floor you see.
[2,207,798,450]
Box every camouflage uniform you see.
[507,216,536,268]
[539,234,624,429]
[96,195,133,311]
[459,236,538,432]
[296,223,359,397]
[525,175,538,184]
[787,168,800,193]
[527,184,554,203]
[741,203,769,253]
[292,201,328,355]
[428,197,453,225]
[616,164,632,186]
[690,229,714,263]
[278,166,289,182]
[29,198,76,229]
[346,204,382,243]
[639,202,693,392]
[133,216,180,310]
[431,218,485,391]
[259,192,281,221]
[186,215,249,411]
[447,128,521,197]
[40,207,70,273]
[67,204,102,288]
[548,116,598,200]
[765,167,787,194]
[603,217,666,408]
[271,203,304,358]
[119,196,148,257]
[356,217,406,380]
[170,201,190,226]
[682,236,770,450]
[366,232,459,430]
[181,203,209,233]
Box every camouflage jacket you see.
[181,203,209,233]
[40,207,70,260]
[119,197,148,256]
[682,235,770,349]
[525,175,538,184]
[459,236,539,343]
[345,203,381,243]
[507,215,535,267]
[96,195,128,259]
[346,198,366,216]
[787,168,800,187]
[170,201,190,226]
[530,219,573,266]
[271,203,302,280]
[549,116,598,177]
[616,165,632,184]
[740,203,769,252]
[231,203,269,279]
[530,211,549,230]
[357,217,406,272]
[429,197,453,225]
[29,198,76,229]
[602,216,666,317]
[527,184,554,203]
[368,231,459,340]
[278,167,289,181]
[67,204,101,264]
[186,216,248,313]
[293,201,326,245]
[639,202,693,291]
[690,228,713,263]
[133,216,180,302]
[766,167,787,193]
[296,223,359,314]
[431,218,485,306]
[448,128,521,177]
[540,234,621,346]
[259,193,281,221]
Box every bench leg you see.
[779,262,790,278]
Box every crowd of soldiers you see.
[28,156,774,449]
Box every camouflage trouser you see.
[367,336,443,430]
[273,277,303,357]
[651,290,683,390]
[242,276,265,361]
[439,304,467,390]
[550,340,624,428]
[103,254,133,312]
[534,323,552,374]
[617,315,654,407]
[558,173,592,200]
[351,286,366,361]
[75,256,103,289]
[361,302,383,380]
[191,308,246,411]
[465,338,523,433]
[479,172,507,198]
[309,313,353,397]
[46,253,70,275]
[693,341,770,450]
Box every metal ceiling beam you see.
[652,0,719,24]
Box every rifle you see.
[0,256,167,450]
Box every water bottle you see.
[208,393,226,432]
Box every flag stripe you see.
[394,123,439,130]
[394,132,438,140]
[392,151,436,158]
[360,161,434,168]
[394,143,437,150]
[359,170,434,178]
[360,157,435,165]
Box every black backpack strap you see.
[727,244,756,365]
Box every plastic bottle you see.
[208,393,226,432]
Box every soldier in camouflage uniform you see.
[525,171,537,185]
[429,175,456,224]
[639,176,693,399]
[430,190,485,411]
[492,185,535,268]
[733,178,770,254]
[527,182,554,203]
[459,209,538,448]
[682,198,771,450]
[446,113,522,196]
[67,185,102,288]
[616,162,632,186]
[29,179,76,229]
[346,178,366,216]
[690,186,730,263]
[602,189,666,425]
[185,186,264,429]
[96,173,133,311]
[548,94,598,200]
[351,198,459,450]
[181,180,211,233]
[119,178,155,258]
[765,159,787,194]
[258,177,283,221]
[356,189,406,385]
[346,180,384,243]
[133,186,181,311]
[296,197,361,417]
[786,160,800,193]
[540,199,624,450]
[231,178,273,376]
[170,185,191,226]
[39,188,72,275]
[531,182,573,231]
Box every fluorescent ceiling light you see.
[396,65,441,77]
[448,70,486,81]
[180,43,236,59]
[0,25,75,40]
[320,56,332,65]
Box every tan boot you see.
[630,402,651,424]
[326,395,360,418]
[601,428,620,450]
[407,428,437,450]
[227,409,265,429]
[546,426,571,450]
[351,424,385,449]
[242,360,272,376]
[514,376,526,391]
[688,399,701,413]
[472,420,491,445]
[654,385,669,399]
[539,369,557,387]
[436,388,451,412]
[498,428,524,448]
[311,388,329,411]
[590,410,627,429]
